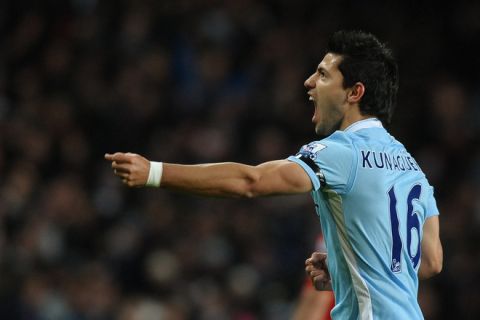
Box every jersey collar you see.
[344,118,383,133]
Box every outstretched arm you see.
[418,215,443,279]
[104,152,312,198]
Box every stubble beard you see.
[314,107,344,138]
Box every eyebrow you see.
[317,66,328,74]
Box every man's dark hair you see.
[326,30,399,124]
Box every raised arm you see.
[418,215,443,280]
[104,152,312,197]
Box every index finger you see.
[311,252,327,262]
[104,152,131,163]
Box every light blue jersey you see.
[288,118,439,320]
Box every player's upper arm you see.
[288,135,355,193]
[248,160,313,197]
[419,215,443,279]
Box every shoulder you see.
[298,131,354,161]
[295,132,356,193]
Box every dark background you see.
[1,0,479,319]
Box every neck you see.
[339,108,373,131]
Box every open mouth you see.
[309,95,317,121]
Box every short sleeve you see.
[425,186,440,218]
[287,133,355,194]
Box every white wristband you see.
[146,161,163,187]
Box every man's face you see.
[304,53,349,137]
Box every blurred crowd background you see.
[1,0,479,319]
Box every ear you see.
[347,82,365,103]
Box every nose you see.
[304,74,315,89]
